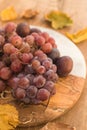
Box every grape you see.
[24,64,35,74]
[8,77,19,89]
[27,85,38,98]
[0,67,12,80]
[36,65,46,74]
[3,43,18,54]
[36,88,50,101]
[47,37,57,48]
[44,70,58,82]
[35,36,45,46]
[9,35,23,48]
[56,56,73,77]
[41,43,52,53]
[44,81,55,93]
[38,53,47,62]
[10,53,18,62]
[33,75,46,88]
[26,74,34,85]
[4,22,16,34]
[19,53,33,63]
[0,61,5,69]
[2,54,11,66]
[11,59,23,73]
[51,64,57,72]
[47,48,60,62]
[34,50,44,56]
[0,35,5,46]
[18,77,29,89]
[0,28,5,37]
[20,42,30,53]
[24,35,34,46]
[42,59,52,70]
[40,32,49,42]
[30,28,41,34]
[16,23,30,37]
[31,32,39,39]
[32,59,40,70]
[0,79,6,92]
[15,88,26,99]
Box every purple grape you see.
[27,85,38,98]
[44,81,55,93]
[36,88,50,101]
[26,74,34,85]
[33,75,46,88]
[18,77,30,89]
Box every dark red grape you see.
[15,88,26,99]
[2,54,11,66]
[51,64,57,72]
[17,73,25,78]
[36,88,50,101]
[27,85,38,98]
[0,79,6,92]
[30,28,41,34]
[11,59,23,73]
[18,77,29,89]
[24,64,35,74]
[16,23,30,37]
[47,48,60,62]
[0,67,12,80]
[33,75,46,88]
[56,56,73,77]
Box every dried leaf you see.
[45,11,73,29]
[0,104,19,130]
[0,6,18,21]
[21,9,39,19]
[66,28,87,43]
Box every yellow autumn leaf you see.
[0,104,19,130]
[0,6,18,21]
[45,11,73,29]
[66,28,87,43]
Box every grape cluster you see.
[0,22,73,104]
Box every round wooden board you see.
[0,75,85,127]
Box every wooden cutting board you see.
[0,75,85,127]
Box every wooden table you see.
[0,0,87,130]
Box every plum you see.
[56,56,73,77]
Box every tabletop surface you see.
[0,0,87,130]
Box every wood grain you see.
[0,0,87,130]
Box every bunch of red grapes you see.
[0,22,73,104]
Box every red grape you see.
[34,50,44,56]
[20,42,30,53]
[18,77,30,89]
[47,37,57,48]
[10,35,23,48]
[32,59,40,70]
[36,88,50,101]
[44,81,55,93]
[24,64,35,74]
[11,59,23,73]
[15,88,26,99]
[51,64,57,72]
[35,36,45,46]
[42,59,52,70]
[26,74,34,85]
[0,67,12,80]
[33,75,46,88]
[40,32,49,42]
[8,77,19,89]
[24,35,34,46]
[0,61,5,69]
[36,65,46,74]
[41,42,52,53]
[0,35,5,46]
[27,85,38,98]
